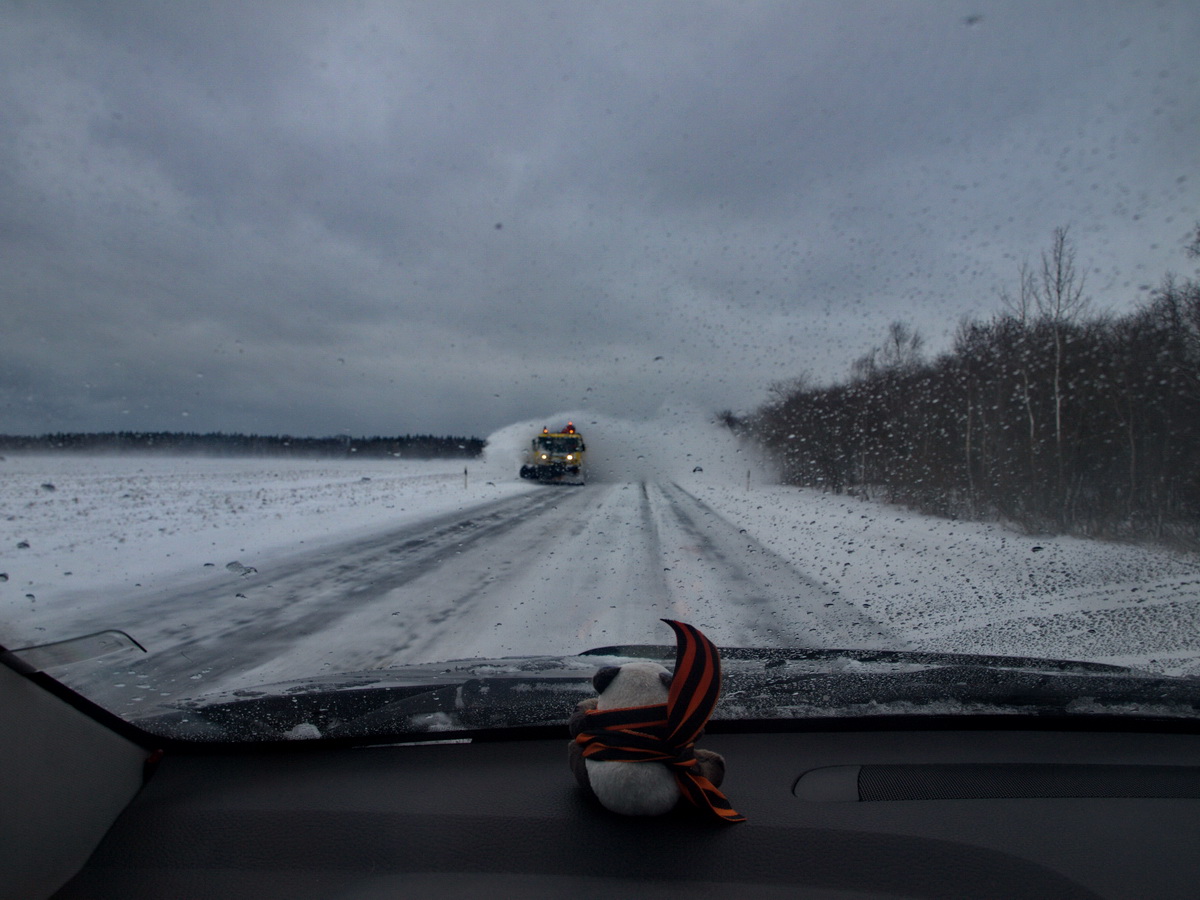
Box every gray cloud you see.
[2,1,1198,437]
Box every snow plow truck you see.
[519,422,587,484]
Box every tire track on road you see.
[60,489,568,713]
[651,482,908,649]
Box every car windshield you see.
[2,2,1199,742]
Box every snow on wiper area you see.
[136,650,1200,744]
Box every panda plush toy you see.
[568,620,744,823]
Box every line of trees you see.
[0,431,486,459]
[747,228,1200,544]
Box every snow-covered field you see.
[1,454,536,645]
[3,412,1199,684]
[695,482,1200,676]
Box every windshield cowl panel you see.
[119,650,1200,745]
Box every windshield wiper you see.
[582,644,1134,674]
[0,630,146,674]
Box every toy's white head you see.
[593,662,671,710]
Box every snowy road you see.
[7,441,1197,718]
[58,481,900,715]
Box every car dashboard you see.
[4,659,1200,900]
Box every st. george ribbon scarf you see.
[574,619,745,823]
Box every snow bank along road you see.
[24,480,900,716]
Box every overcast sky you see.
[2,1,1198,438]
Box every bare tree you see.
[1033,226,1089,509]
[1185,221,1200,260]
[851,321,923,380]
[879,321,924,371]
[766,373,811,403]
[850,347,878,382]
[1000,262,1040,475]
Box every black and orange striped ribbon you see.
[575,619,745,823]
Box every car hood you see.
[134,646,1200,743]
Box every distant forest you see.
[0,431,486,459]
[744,228,1200,545]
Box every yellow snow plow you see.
[519,422,587,484]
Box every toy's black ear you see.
[660,671,673,690]
[593,666,620,694]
